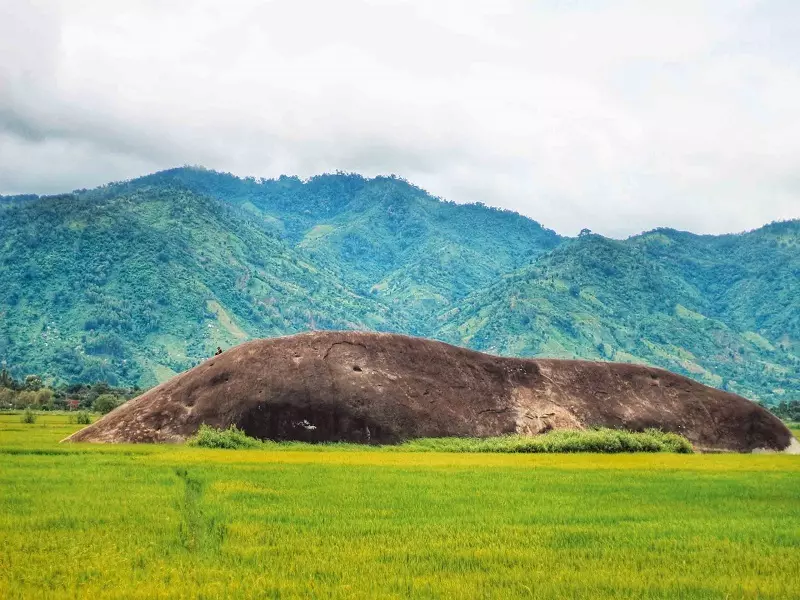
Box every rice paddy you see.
[1,413,799,599]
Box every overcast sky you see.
[1,0,799,236]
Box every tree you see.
[772,400,800,422]
[24,374,43,391]
[0,388,14,408]
[14,391,37,409]
[93,394,121,414]
[0,368,14,389]
[35,388,53,410]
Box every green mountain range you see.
[1,167,797,404]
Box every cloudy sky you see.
[1,0,798,236]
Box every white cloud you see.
[1,0,798,236]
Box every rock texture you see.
[66,332,794,452]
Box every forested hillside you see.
[137,168,562,323]
[0,182,401,385]
[0,195,38,210]
[437,228,799,404]
[1,168,797,404]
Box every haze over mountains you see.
[1,167,797,404]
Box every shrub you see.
[20,407,37,424]
[185,425,693,453]
[76,411,92,425]
[187,424,262,449]
[400,428,693,454]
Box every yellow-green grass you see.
[1,415,799,599]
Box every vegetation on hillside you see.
[0,181,401,387]
[437,229,800,403]
[1,168,797,403]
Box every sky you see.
[1,0,799,237]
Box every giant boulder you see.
[66,332,794,452]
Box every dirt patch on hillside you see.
[66,332,794,452]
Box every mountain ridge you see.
[1,167,797,404]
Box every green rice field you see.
[1,413,799,599]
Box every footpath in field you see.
[1,414,799,599]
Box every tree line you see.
[0,368,138,414]
[770,400,800,422]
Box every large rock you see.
[66,332,794,452]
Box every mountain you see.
[0,167,797,404]
[0,182,400,385]
[0,194,38,210]
[136,168,562,323]
[436,228,800,404]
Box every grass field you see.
[1,414,799,599]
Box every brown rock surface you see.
[66,331,794,452]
